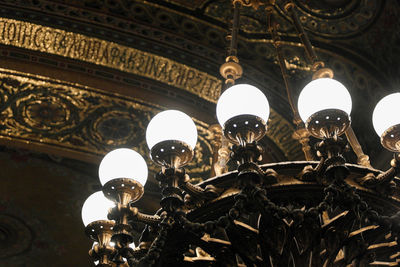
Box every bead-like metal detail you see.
[84,220,115,242]
[223,115,267,144]
[381,124,400,152]
[102,178,144,205]
[306,109,351,139]
[150,140,194,168]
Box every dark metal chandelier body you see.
[81,1,400,266]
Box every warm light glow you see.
[216,84,270,127]
[297,78,352,123]
[372,92,400,137]
[94,241,135,249]
[98,148,148,187]
[81,191,115,227]
[146,110,198,149]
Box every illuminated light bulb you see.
[146,110,198,150]
[98,148,148,187]
[372,93,400,137]
[81,191,115,227]
[216,84,270,127]
[298,78,352,123]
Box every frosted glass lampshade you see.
[372,93,400,137]
[81,191,115,227]
[98,148,148,187]
[216,84,270,127]
[146,110,198,150]
[297,78,352,123]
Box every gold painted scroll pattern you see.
[0,68,302,165]
[0,68,213,177]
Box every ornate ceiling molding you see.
[205,0,383,38]
[0,1,392,166]
[0,68,302,181]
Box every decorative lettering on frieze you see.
[0,18,222,103]
[0,17,303,160]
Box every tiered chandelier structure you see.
[81,1,400,266]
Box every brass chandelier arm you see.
[128,206,161,226]
[298,156,325,181]
[157,167,223,202]
[356,153,400,193]
[179,173,207,197]
[179,178,222,201]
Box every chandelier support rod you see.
[267,7,314,160]
[229,1,241,58]
[345,126,372,167]
[284,2,371,165]
[267,8,299,123]
[284,3,323,71]
[220,1,243,86]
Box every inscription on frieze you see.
[0,16,303,161]
[0,18,222,103]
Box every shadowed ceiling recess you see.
[81,1,400,266]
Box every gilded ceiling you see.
[0,0,399,266]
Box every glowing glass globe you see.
[216,84,270,127]
[372,93,400,137]
[146,110,198,150]
[98,148,148,187]
[297,78,352,123]
[81,191,115,227]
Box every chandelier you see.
[80,1,400,266]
